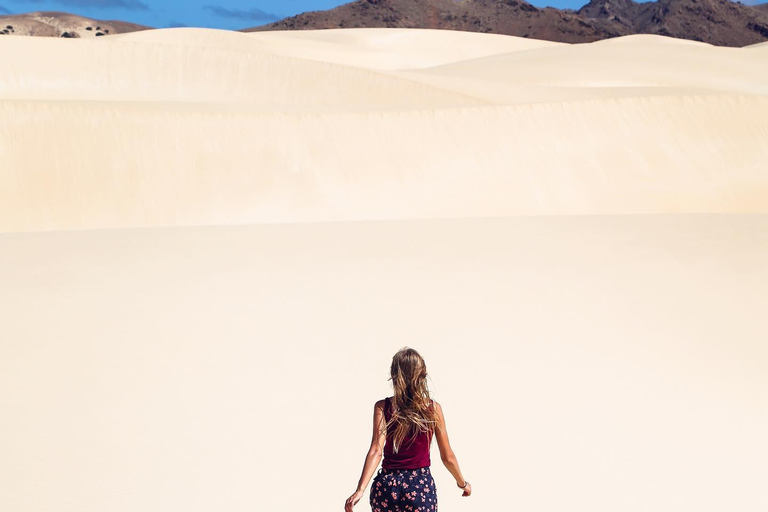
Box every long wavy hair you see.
[381,347,442,454]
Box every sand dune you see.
[113,27,563,70]
[245,28,564,70]
[1,28,768,512]
[404,36,768,99]
[0,33,481,106]
[1,28,767,232]
[2,94,768,232]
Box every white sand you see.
[1,28,767,512]
[1,28,767,231]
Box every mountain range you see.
[245,0,768,47]
[1,0,767,47]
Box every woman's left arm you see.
[345,400,386,511]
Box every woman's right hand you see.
[459,482,472,497]
[344,489,364,511]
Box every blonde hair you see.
[381,347,442,454]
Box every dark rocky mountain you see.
[581,0,768,46]
[578,0,639,28]
[243,0,619,43]
[1,3,765,47]
[244,0,768,47]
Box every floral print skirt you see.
[369,466,437,512]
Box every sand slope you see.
[1,215,767,512]
[1,28,767,232]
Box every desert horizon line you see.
[1,0,766,32]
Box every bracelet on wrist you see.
[457,480,469,489]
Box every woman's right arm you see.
[434,401,472,497]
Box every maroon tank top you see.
[381,397,434,470]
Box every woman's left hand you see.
[344,489,364,511]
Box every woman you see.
[345,347,471,511]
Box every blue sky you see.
[0,0,764,30]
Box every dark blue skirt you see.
[370,466,437,511]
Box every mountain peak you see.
[579,0,640,20]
